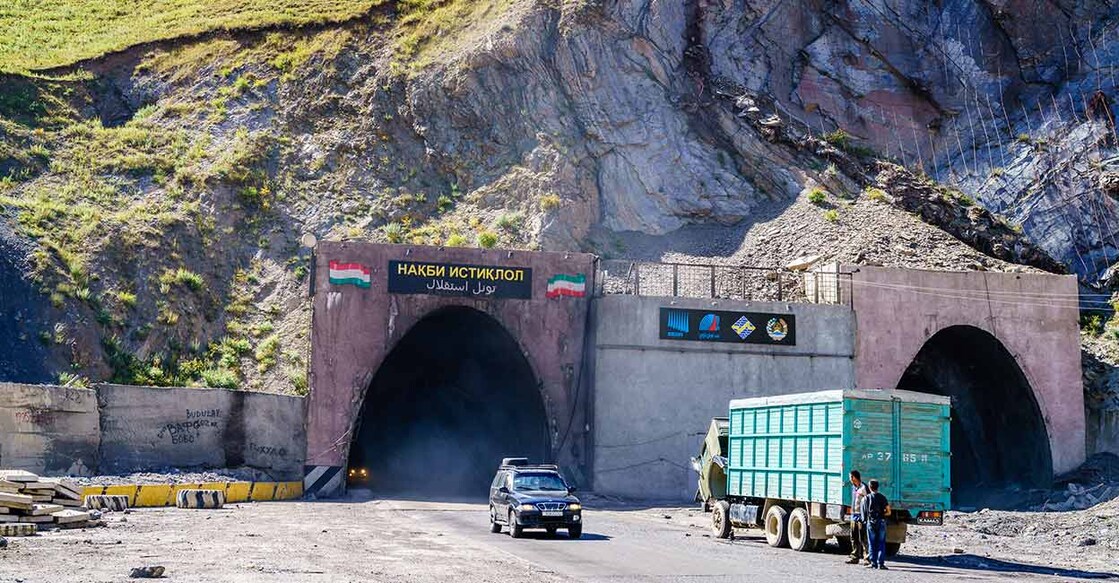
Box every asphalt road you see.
[2,496,1115,582]
[393,498,1118,582]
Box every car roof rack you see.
[503,464,560,471]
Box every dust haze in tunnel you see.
[896,325,1052,508]
[348,306,549,497]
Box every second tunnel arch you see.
[849,267,1085,506]
[896,325,1052,506]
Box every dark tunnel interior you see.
[896,325,1052,508]
[347,306,549,497]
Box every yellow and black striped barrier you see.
[80,481,302,508]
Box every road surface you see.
[0,495,1114,582]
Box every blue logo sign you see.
[698,313,720,340]
[666,310,690,338]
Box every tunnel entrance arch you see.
[346,306,550,496]
[896,325,1052,507]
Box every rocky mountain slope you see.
[0,0,1110,393]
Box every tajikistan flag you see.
[329,261,372,288]
[546,273,586,298]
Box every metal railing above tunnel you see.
[595,259,853,306]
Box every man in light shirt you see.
[845,470,871,565]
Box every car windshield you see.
[512,473,567,491]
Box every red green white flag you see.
[329,261,371,288]
[546,273,586,298]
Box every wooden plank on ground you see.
[18,482,55,492]
[28,503,63,516]
[0,523,36,536]
[41,478,82,499]
[51,509,90,524]
[18,515,54,523]
[0,471,39,483]
[0,492,33,510]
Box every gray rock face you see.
[0,225,54,383]
[694,0,1119,282]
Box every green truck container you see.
[702,389,950,555]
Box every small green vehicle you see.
[692,389,951,555]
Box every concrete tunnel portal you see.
[896,325,1053,507]
[347,306,550,496]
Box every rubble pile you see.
[0,470,103,534]
[1035,453,1119,512]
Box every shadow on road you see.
[500,531,612,542]
[893,554,1118,580]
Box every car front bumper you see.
[513,510,582,528]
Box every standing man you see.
[846,470,870,565]
[863,479,891,570]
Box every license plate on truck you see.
[916,511,943,525]
[542,511,563,517]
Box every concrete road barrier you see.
[176,489,225,509]
[81,481,302,508]
[83,494,130,511]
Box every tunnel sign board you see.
[658,307,796,346]
[388,260,533,299]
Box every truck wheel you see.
[886,542,901,557]
[787,508,813,552]
[712,501,732,539]
[835,536,852,554]
[489,506,502,533]
[508,510,523,539]
[764,506,789,548]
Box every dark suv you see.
[488,458,582,539]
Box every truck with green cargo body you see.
[693,389,951,555]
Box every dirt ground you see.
[2,493,1118,583]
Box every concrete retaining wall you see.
[0,383,100,476]
[97,384,234,473]
[590,295,856,500]
[0,383,305,480]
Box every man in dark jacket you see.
[845,470,870,565]
[862,479,891,570]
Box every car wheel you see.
[508,510,523,539]
[712,500,732,539]
[489,506,502,533]
[764,506,789,548]
[546,527,557,537]
[788,508,813,552]
[568,524,583,539]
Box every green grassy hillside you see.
[0,0,375,72]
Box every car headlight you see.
[567,504,581,511]
[519,504,536,512]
